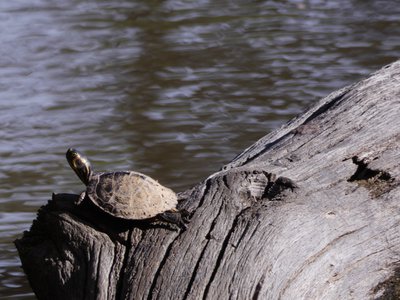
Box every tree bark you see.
[15,60,400,300]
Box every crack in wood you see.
[94,244,102,298]
[205,192,225,241]
[303,91,347,124]
[115,229,132,300]
[109,242,119,299]
[252,274,266,300]
[197,178,213,209]
[118,229,147,298]
[225,218,262,297]
[222,174,230,190]
[183,196,227,299]
[202,208,249,300]
[228,209,253,249]
[182,238,212,300]
[147,232,181,300]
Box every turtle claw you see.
[75,192,86,206]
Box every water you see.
[1,0,399,298]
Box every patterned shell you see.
[86,171,178,219]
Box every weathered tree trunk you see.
[15,60,400,300]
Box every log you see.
[15,60,400,300]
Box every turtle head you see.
[66,148,93,186]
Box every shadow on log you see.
[15,60,400,299]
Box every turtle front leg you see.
[75,191,86,205]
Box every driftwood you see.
[15,60,400,299]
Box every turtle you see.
[66,148,184,226]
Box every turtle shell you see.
[86,171,178,220]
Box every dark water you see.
[1,0,399,298]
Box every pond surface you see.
[1,0,399,298]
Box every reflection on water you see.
[1,0,399,297]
